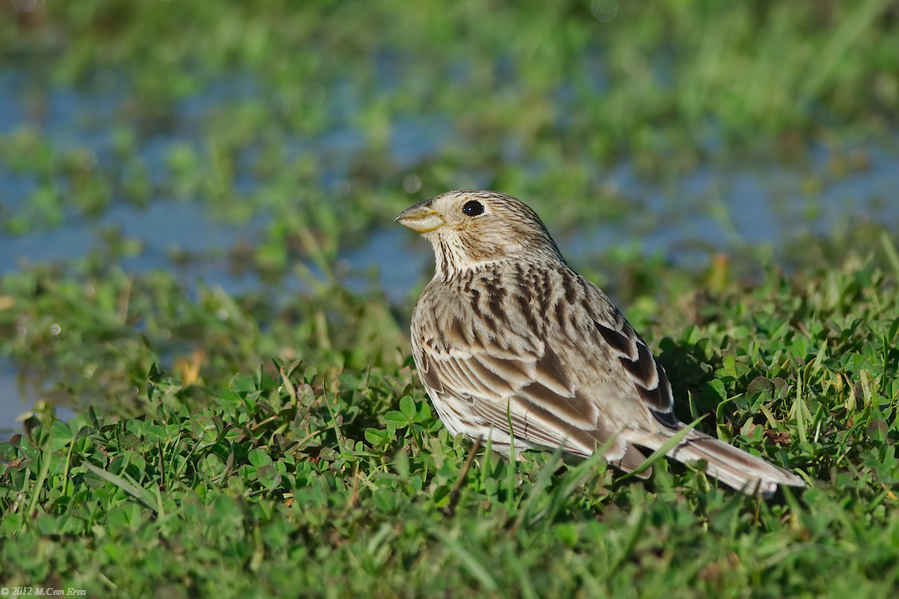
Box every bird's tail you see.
[638,427,805,497]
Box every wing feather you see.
[589,298,675,419]
[420,327,642,468]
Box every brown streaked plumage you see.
[396,190,805,496]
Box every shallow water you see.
[567,142,898,268]
[0,362,76,439]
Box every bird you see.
[395,189,805,496]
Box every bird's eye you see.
[462,200,484,217]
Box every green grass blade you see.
[82,461,162,514]
[619,416,705,480]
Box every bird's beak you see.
[395,201,445,233]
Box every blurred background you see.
[1,0,897,434]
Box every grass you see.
[1,238,898,596]
[2,1,899,596]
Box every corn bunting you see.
[396,190,804,496]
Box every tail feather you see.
[639,428,805,497]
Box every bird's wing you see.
[413,294,648,471]
[575,279,678,430]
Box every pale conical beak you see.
[395,200,445,233]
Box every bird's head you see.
[395,190,564,277]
